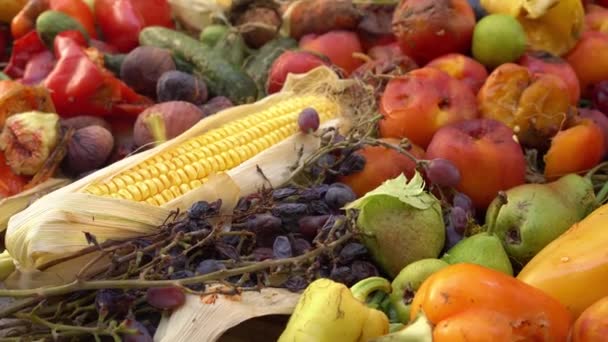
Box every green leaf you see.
[344,171,438,211]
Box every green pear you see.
[441,232,513,276]
[389,258,449,324]
[486,174,596,266]
[345,173,446,278]
[369,311,433,342]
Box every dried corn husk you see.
[154,286,300,342]
[0,178,71,232]
[4,67,364,285]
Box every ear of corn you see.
[4,67,361,284]
[83,94,337,206]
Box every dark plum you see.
[199,96,234,116]
[145,287,186,310]
[157,70,208,105]
[120,46,176,98]
[298,107,320,133]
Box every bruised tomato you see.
[337,138,425,198]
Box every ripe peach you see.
[299,30,364,75]
[266,51,329,94]
[379,67,478,149]
[544,118,605,180]
[518,51,581,105]
[392,0,476,65]
[566,31,608,97]
[426,53,488,94]
[337,139,425,198]
[571,295,608,342]
[478,63,571,150]
[426,119,527,210]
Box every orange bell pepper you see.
[518,202,608,318]
[410,263,573,341]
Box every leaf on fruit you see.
[344,171,437,211]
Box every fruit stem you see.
[485,191,508,236]
[350,276,392,303]
[584,161,608,180]
[595,181,608,206]
[143,112,167,147]
[366,290,387,310]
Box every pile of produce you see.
[1,0,608,341]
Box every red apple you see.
[425,119,527,210]
[379,67,479,149]
[299,30,364,75]
[392,0,476,65]
[426,53,488,94]
[266,50,329,94]
[518,51,581,105]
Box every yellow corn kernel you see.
[82,95,339,205]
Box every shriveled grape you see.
[273,236,293,259]
[324,183,357,209]
[196,259,226,275]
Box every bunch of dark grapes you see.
[443,192,475,251]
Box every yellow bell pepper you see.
[278,277,391,342]
[481,0,585,56]
[518,202,608,318]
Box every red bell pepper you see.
[21,50,55,85]
[3,31,47,79]
[95,0,174,53]
[44,31,152,118]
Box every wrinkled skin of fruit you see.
[392,0,476,65]
[478,63,572,150]
[0,111,60,176]
[0,80,56,128]
[518,51,581,105]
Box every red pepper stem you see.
[350,277,391,303]
[143,112,167,146]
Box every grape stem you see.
[0,232,352,300]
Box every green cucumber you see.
[199,25,230,47]
[139,27,257,104]
[213,30,248,67]
[36,10,90,48]
[244,37,298,98]
[173,55,195,74]
[103,54,127,75]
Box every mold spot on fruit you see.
[506,227,522,245]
